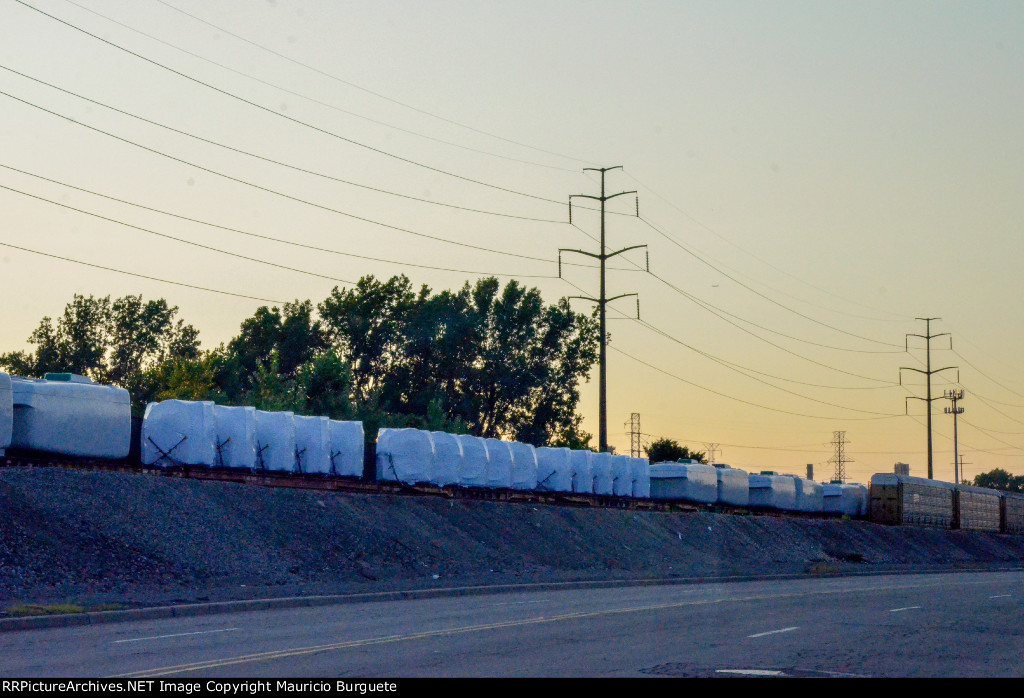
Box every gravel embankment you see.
[2,466,1024,611]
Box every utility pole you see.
[958,455,972,485]
[704,442,722,466]
[944,390,965,485]
[560,166,645,453]
[828,431,852,483]
[900,318,957,480]
[626,413,642,458]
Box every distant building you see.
[894,462,910,476]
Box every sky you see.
[1,0,1023,484]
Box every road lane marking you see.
[747,626,798,638]
[492,600,547,606]
[114,628,239,644]
[990,594,1012,599]
[887,606,921,613]
[113,576,1020,677]
[716,669,784,676]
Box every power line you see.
[0,63,566,224]
[15,0,572,205]
[0,89,593,267]
[639,215,904,349]
[0,179,556,280]
[635,320,903,416]
[148,0,595,168]
[621,168,910,322]
[0,240,284,303]
[900,318,957,479]
[611,345,904,422]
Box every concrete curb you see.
[3,564,1022,633]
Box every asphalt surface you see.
[2,570,1022,678]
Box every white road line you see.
[716,669,785,676]
[990,594,1012,599]
[888,606,922,613]
[747,626,799,638]
[114,628,239,644]
[492,600,547,606]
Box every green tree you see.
[973,468,1024,493]
[0,293,200,411]
[644,438,707,463]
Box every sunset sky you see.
[2,0,1022,483]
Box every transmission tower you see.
[900,318,957,480]
[943,389,965,485]
[828,431,852,483]
[704,442,722,466]
[560,166,646,453]
[626,413,642,458]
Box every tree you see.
[0,293,200,411]
[644,438,707,463]
[973,468,1024,493]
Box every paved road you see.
[2,570,1023,677]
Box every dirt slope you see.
[2,467,1023,609]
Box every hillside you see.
[2,466,1024,611]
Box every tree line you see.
[0,275,600,449]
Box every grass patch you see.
[6,603,86,617]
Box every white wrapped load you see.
[377,428,433,484]
[142,399,216,466]
[11,375,131,460]
[716,466,749,507]
[856,484,869,516]
[484,438,513,488]
[329,420,364,477]
[570,449,594,494]
[212,405,257,469]
[429,431,463,486]
[591,452,615,496]
[610,455,632,496]
[294,415,332,474]
[535,447,573,492]
[509,441,539,490]
[630,457,650,498]
[748,474,798,510]
[792,476,824,513]
[456,434,489,487]
[649,462,718,503]
[0,372,11,456]
[255,410,297,472]
[823,483,863,516]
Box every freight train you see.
[2,371,1021,534]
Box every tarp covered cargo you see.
[856,484,869,516]
[142,399,216,466]
[630,457,651,499]
[649,462,718,503]
[716,466,749,507]
[456,434,489,487]
[591,452,614,496]
[377,428,433,484]
[11,375,132,460]
[429,431,462,486]
[570,449,594,494]
[509,441,539,491]
[0,372,11,456]
[748,474,798,510]
[823,483,863,516]
[484,438,513,489]
[254,410,297,472]
[212,405,257,469]
[1004,493,1024,535]
[869,473,955,528]
[611,455,633,497]
[791,476,824,513]
[328,420,364,478]
[535,447,573,492]
[294,415,332,474]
